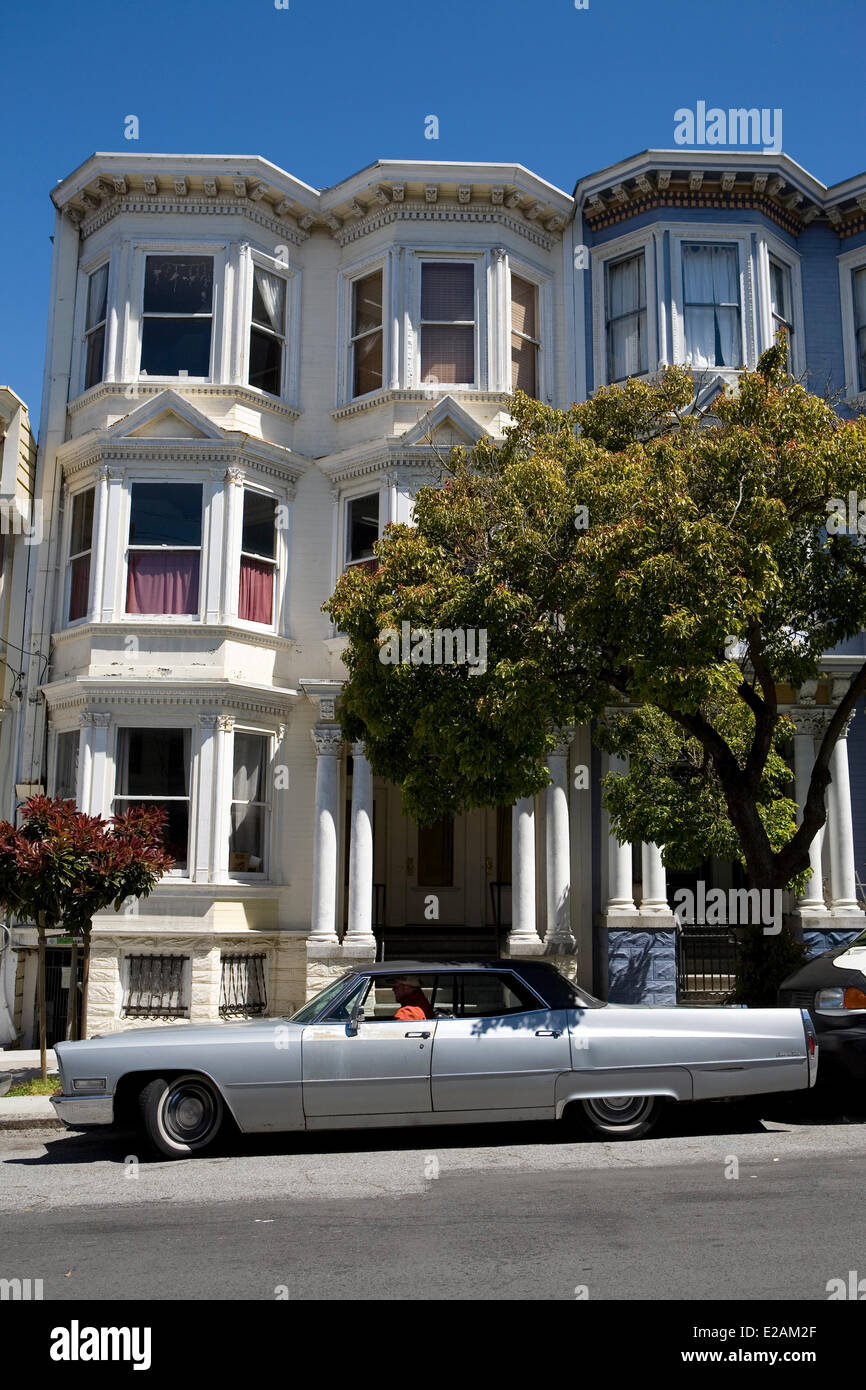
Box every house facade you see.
[7,147,866,1043]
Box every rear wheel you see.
[138,1075,224,1159]
[576,1094,661,1140]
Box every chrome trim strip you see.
[50,1095,114,1127]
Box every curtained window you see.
[126,483,202,616]
[345,492,380,565]
[350,270,383,398]
[113,727,191,872]
[682,243,742,369]
[67,488,94,622]
[84,263,109,391]
[140,255,213,378]
[239,490,276,624]
[229,732,270,873]
[769,258,794,354]
[854,267,866,392]
[249,266,286,396]
[606,252,647,383]
[420,263,476,384]
[511,275,539,396]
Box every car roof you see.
[362,960,528,974]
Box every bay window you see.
[345,492,380,566]
[606,252,647,382]
[350,270,384,398]
[239,489,276,625]
[126,483,202,616]
[854,266,866,392]
[511,275,539,396]
[249,265,286,396]
[67,487,94,623]
[229,732,270,873]
[682,243,742,369]
[113,727,191,872]
[140,255,213,378]
[420,262,476,385]
[84,264,109,390]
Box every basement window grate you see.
[122,954,189,1019]
[220,953,268,1018]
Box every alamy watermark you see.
[0,499,42,544]
[378,621,487,675]
[673,882,782,935]
[674,103,782,153]
[826,493,866,536]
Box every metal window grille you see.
[220,954,268,1018]
[122,954,189,1019]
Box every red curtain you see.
[126,552,199,615]
[239,557,274,624]
[68,555,91,621]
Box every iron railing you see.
[122,954,189,1019]
[676,926,739,1002]
[220,953,268,1018]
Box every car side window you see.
[458,972,542,1019]
[358,975,457,1019]
[319,977,369,1022]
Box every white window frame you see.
[410,251,487,390]
[755,231,805,377]
[111,723,196,880]
[71,249,116,399]
[233,483,283,633]
[343,483,384,570]
[227,726,274,881]
[245,247,296,402]
[506,256,552,402]
[671,230,751,375]
[121,476,206,624]
[591,229,659,388]
[838,244,866,404]
[337,252,389,406]
[63,483,96,626]
[126,241,227,385]
[50,727,81,805]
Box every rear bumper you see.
[812,1024,866,1085]
[50,1095,114,1128]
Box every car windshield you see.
[289,974,356,1023]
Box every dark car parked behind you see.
[779,930,866,1095]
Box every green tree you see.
[325,341,866,1000]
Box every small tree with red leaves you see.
[0,797,173,1076]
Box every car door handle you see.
[404,1030,431,1038]
[535,1029,561,1038]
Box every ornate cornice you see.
[67,381,302,423]
[311,723,343,756]
[331,200,558,251]
[50,621,298,653]
[69,191,309,247]
[59,440,305,489]
[331,387,509,423]
[43,680,298,720]
[583,179,810,238]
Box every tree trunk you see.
[66,937,80,1041]
[36,911,47,1082]
[79,925,92,1040]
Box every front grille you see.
[779,989,814,1008]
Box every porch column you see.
[793,712,828,914]
[605,752,636,914]
[509,797,539,946]
[85,711,112,818]
[827,714,860,914]
[346,741,376,945]
[640,842,669,913]
[545,730,574,949]
[310,724,342,943]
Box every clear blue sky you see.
[1,0,864,427]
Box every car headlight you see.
[815,988,866,1013]
[71,1078,107,1092]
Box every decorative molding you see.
[75,194,309,247]
[67,380,302,422]
[458,185,471,204]
[329,198,556,251]
[44,682,296,720]
[51,621,298,653]
[330,386,510,425]
[199,711,220,730]
[311,724,343,756]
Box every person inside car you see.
[391,975,434,1021]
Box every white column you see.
[827,715,860,914]
[87,466,111,624]
[510,797,538,945]
[87,712,112,817]
[212,715,233,882]
[221,467,245,622]
[605,751,636,914]
[346,741,376,944]
[100,469,125,622]
[77,713,93,811]
[194,713,219,883]
[545,730,574,948]
[793,716,828,913]
[640,841,669,913]
[310,724,342,942]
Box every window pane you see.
[421,263,474,321]
[143,256,213,314]
[249,327,282,394]
[239,556,274,623]
[251,267,285,334]
[84,325,106,390]
[70,489,94,556]
[511,275,537,339]
[417,817,454,886]
[233,732,268,802]
[129,484,202,546]
[421,324,475,383]
[347,493,379,561]
[55,731,79,802]
[140,317,212,376]
[854,267,866,330]
[116,728,190,797]
[126,552,200,614]
[511,333,537,394]
[68,555,90,622]
[682,244,741,368]
[229,805,265,871]
[242,491,276,558]
[608,254,646,318]
[353,271,383,337]
[770,260,790,321]
[86,265,109,330]
[608,313,647,381]
[460,973,538,1017]
[353,328,383,396]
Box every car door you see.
[301,975,437,1118]
[430,971,572,1113]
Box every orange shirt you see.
[394,988,433,1020]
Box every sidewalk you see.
[0,1049,62,1130]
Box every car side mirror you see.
[346,1007,364,1037]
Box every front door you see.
[301,975,437,1117]
[431,970,572,1112]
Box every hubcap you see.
[163,1082,217,1146]
[585,1095,652,1126]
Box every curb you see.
[0,1115,65,1131]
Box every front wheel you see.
[575,1094,662,1140]
[138,1075,224,1159]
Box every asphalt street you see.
[1,1100,865,1300]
